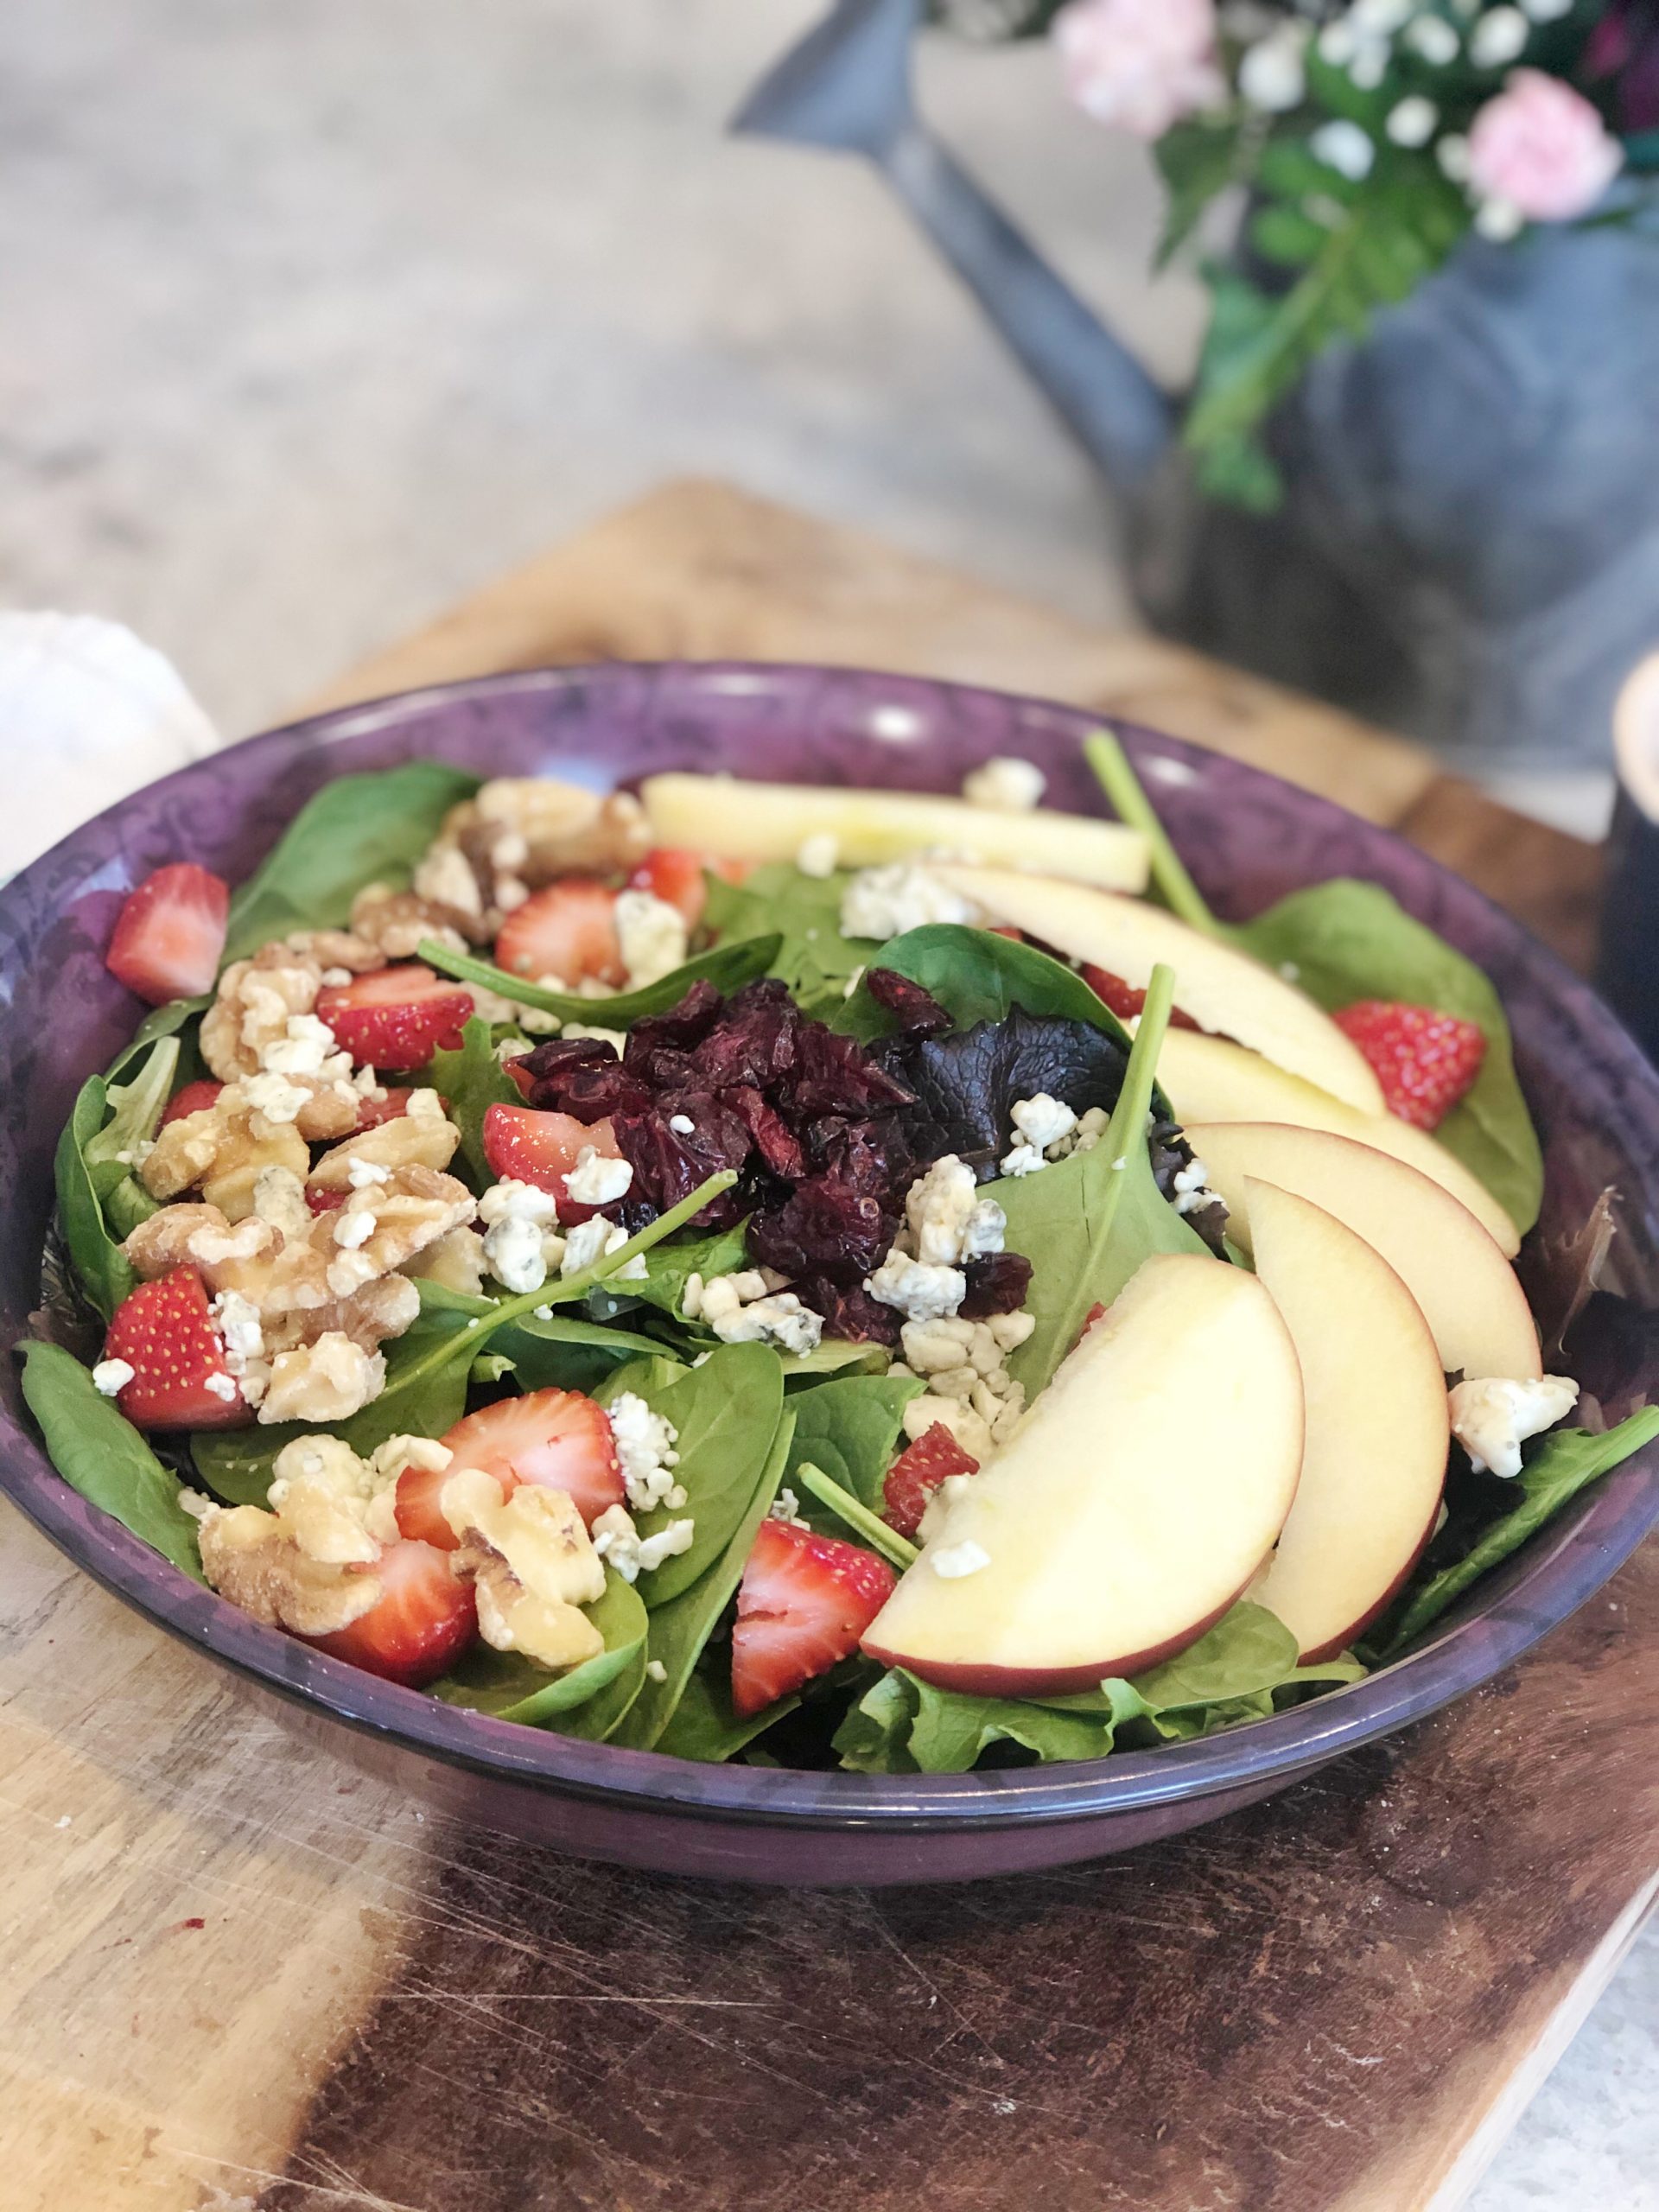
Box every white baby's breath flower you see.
[1386,96,1439,148]
[1470,6,1529,67]
[1311,119,1376,182]
[1237,31,1306,114]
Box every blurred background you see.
[1,4,1652,2204]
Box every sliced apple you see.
[925,865,1383,1113]
[1247,1180,1450,1663]
[638,773,1150,892]
[861,1253,1304,1696]
[1154,1027,1521,1257]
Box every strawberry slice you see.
[1333,1000,1487,1131]
[882,1423,980,1541]
[731,1519,896,1718]
[626,848,713,930]
[480,1103,622,1221]
[102,1268,246,1430]
[1079,963,1200,1033]
[352,1084,419,1131]
[307,1540,478,1688]
[106,863,229,1006]
[315,964,474,1072]
[161,1078,225,1126]
[397,1387,625,1547]
[494,880,626,988]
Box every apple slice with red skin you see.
[1245,1179,1451,1664]
[1187,1121,1541,1383]
[861,1253,1305,1696]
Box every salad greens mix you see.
[20,734,1656,1777]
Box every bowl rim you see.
[3,658,1656,1836]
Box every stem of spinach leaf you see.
[795,1463,918,1571]
[1088,962,1177,1251]
[1084,730,1217,937]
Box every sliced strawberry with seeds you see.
[1333,1000,1487,1131]
[106,863,229,1006]
[161,1078,225,1126]
[494,880,625,988]
[102,1268,247,1431]
[315,964,474,1072]
[397,1387,625,1548]
[307,1540,478,1688]
[1079,963,1200,1032]
[731,1519,896,1718]
[882,1423,980,1541]
[626,848,714,931]
[480,1103,622,1221]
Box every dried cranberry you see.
[535,1062,653,1123]
[688,980,801,1090]
[793,1277,902,1347]
[960,1250,1033,1318]
[780,1026,916,1122]
[748,1172,897,1286]
[721,1084,807,1181]
[865,968,951,1037]
[519,1033,620,1082]
[613,1093,753,1226]
[625,981,723,1066]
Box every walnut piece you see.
[308,1113,462,1192]
[260,1332,388,1425]
[402,1224,487,1298]
[442,1467,606,1669]
[349,882,484,958]
[321,1165,476,1298]
[282,928,385,976]
[197,1502,382,1637]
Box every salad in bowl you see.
[22,729,1657,1777]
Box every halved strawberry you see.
[731,1519,896,1718]
[626,849,711,930]
[102,1268,246,1431]
[480,1103,622,1221]
[307,1540,478,1688]
[494,880,625,988]
[161,1078,225,1126]
[352,1084,417,1131]
[882,1424,980,1541]
[315,964,474,1072]
[1079,963,1199,1032]
[397,1388,625,1548]
[1332,1000,1487,1131]
[106,863,229,1006]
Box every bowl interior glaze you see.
[2,661,1656,1879]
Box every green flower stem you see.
[1088,963,1177,1262]
[1084,729,1217,936]
[795,1462,918,1571]
[384,1168,738,1402]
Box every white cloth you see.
[0,613,220,879]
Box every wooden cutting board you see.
[1,480,1647,2212]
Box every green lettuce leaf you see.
[54,1076,137,1321]
[784,1371,925,1526]
[653,1670,799,1763]
[419,933,781,1027]
[433,1571,647,1724]
[702,863,867,1017]
[426,1017,522,1186]
[223,760,481,963]
[834,921,1135,1052]
[20,1341,205,1580]
[1233,880,1541,1236]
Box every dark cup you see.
[1597,655,1659,1065]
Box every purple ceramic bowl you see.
[3,662,1656,1887]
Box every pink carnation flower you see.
[1054,0,1225,142]
[1466,69,1624,224]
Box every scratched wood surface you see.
[2,480,1648,2212]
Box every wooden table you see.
[2,483,1649,2212]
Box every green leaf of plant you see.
[20,1341,205,1580]
[1250,203,1330,269]
[222,760,481,963]
[1367,1409,1659,1657]
[1231,878,1542,1236]
[652,1669,799,1764]
[833,921,1135,1052]
[1154,115,1249,267]
[54,1077,136,1321]
[596,1341,785,1605]
[779,1339,894,1386]
[785,1372,925,1523]
[432,1571,647,1723]
[702,863,868,1017]
[426,1017,524,1185]
[607,1407,794,1751]
[411,1278,669,1395]
[104,995,210,1084]
[418,932,782,1027]
[612,1221,752,1325]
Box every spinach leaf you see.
[780,1339,893,1387]
[994,975,1210,1398]
[612,1222,751,1326]
[836,1603,1361,1772]
[1233,880,1541,1236]
[608,1408,794,1751]
[836,923,1135,1052]
[597,1341,785,1605]
[702,863,866,1017]
[654,1670,799,1763]
[427,1017,523,1185]
[785,1372,924,1524]
[222,760,481,963]
[546,1640,649,1742]
[20,1341,205,1580]
[415,1278,668,1395]
[82,1034,180,1246]
[432,1572,647,1723]
[1367,1408,1659,1657]
[419,933,782,1027]
[54,1077,136,1321]
[105,994,210,1084]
